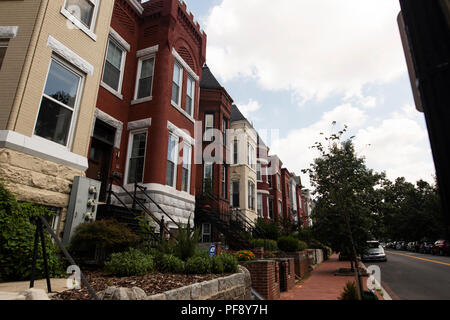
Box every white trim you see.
[136,45,159,58]
[46,35,94,75]
[257,158,269,165]
[109,28,130,52]
[127,118,152,131]
[257,190,270,195]
[61,0,100,41]
[185,75,195,118]
[124,129,148,185]
[166,132,179,189]
[93,108,123,149]
[167,121,195,145]
[171,62,183,109]
[171,100,195,123]
[128,0,144,14]
[133,55,156,103]
[0,26,19,39]
[101,37,127,98]
[120,183,196,203]
[181,142,192,193]
[171,48,199,81]
[0,130,88,171]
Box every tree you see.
[303,125,384,299]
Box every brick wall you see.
[277,251,311,279]
[242,260,280,300]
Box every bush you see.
[254,218,281,240]
[173,218,201,261]
[0,182,64,281]
[298,240,308,251]
[104,248,154,276]
[277,236,301,252]
[235,250,256,262]
[339,282,359,300]
[211,255,224,274]
[250,239,278,251]
[157,254,185,274]
[216,253,238,273]
[185,256,212,274]
[69,219,139,262]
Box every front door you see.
[86,120,116,202]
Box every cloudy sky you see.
[185,0,436,189]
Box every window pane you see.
[203,163,213,193]
[166,161,175,186]
[128,133,146,184]
[232,181,240,208]
[138,76,152,99]
[66,0,95,28]
[172,63,181,104]
[103,61,120,91]
[106,41,122,69]
[166,134,177,186]
[172,83,180,104]
[44,60,80,109]
[35,97,73,146]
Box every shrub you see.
[235,250,256,262]
[185,256,211,274]
[298,240,308,251]
[0,182,64,281]
[69,219,139,262]
[254,218,281,240]
[277,236,301,252]
[250,239,278,251]
[339,282,359,300]
[216,253,238,273]
[157,254,185,274]
[173,218,201,261]
[211,255,224,274]
[104,248,154,276]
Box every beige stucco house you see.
[229,105,258,224]
[0,0,114,236]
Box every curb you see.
[359,262,392,300]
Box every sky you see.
[184,0,436,189]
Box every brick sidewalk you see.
[280,254,368,300]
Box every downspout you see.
[6,0,49,131]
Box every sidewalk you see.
[0,279,68,300]
[280,254,376,300]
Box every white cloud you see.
[236,99,261,119]
[205,0,406,103]
[270,103,435,189]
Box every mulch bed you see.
[52,271,232,300]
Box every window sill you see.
[60,7,97,42]
[100,81,123,100]
[131,96,153,105]
[171,100,195,124]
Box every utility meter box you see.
[62,176,101,246]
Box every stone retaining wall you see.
[100,266,252,301]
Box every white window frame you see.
[171,62,183,108]
[33,55,85,150]
[124,129,148,186]
[181,142,192,193]
[204,113,214,142]
[101,37,127,99]
[61,0,100,41]
[132,54,156,105]
[256,162,262,182]
[248,180,255,210]
[248,143,255,170]
[166,132,179,188]
[257,193,263,217]
[186,75,195,117]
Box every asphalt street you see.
[367,250,450,300]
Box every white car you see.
[362,241,387,262]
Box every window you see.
[277,174,281,191]
[248,143,255,169]
[34,58,83,147]
[268,175,273,188]
[231,181,240,208]
[171,62,182,106]
[102,39,126,93]
[278,199,282,217]
[127,132,147,184]
[135,57,155,100]
[0,39,8,70]
[181,143,191,193]
[166,133,178,187]
[186,76,195,116]
[204,114,214,142]
[222,118,227,146]
[222,165,227,199]
[248,181,255,210]
[257,194,262,217]
[203,163,213,193]
[202,223,211,243]
[268,198,274,220]
[65,0,95,28]
[233,138,238,164]
[257,162,262,181]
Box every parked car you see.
[362,241,387,262]
[407,242,415,252]
[396,241,407,250]
[413,241,421,252]
[431,240,450,256]
[419,242,433,254]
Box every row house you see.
[256,136,271,220]
[267,155,283,222]
[89,0,207,232]
[229,105,258,225]
[0,0,114,237]
[195,65,233,242]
